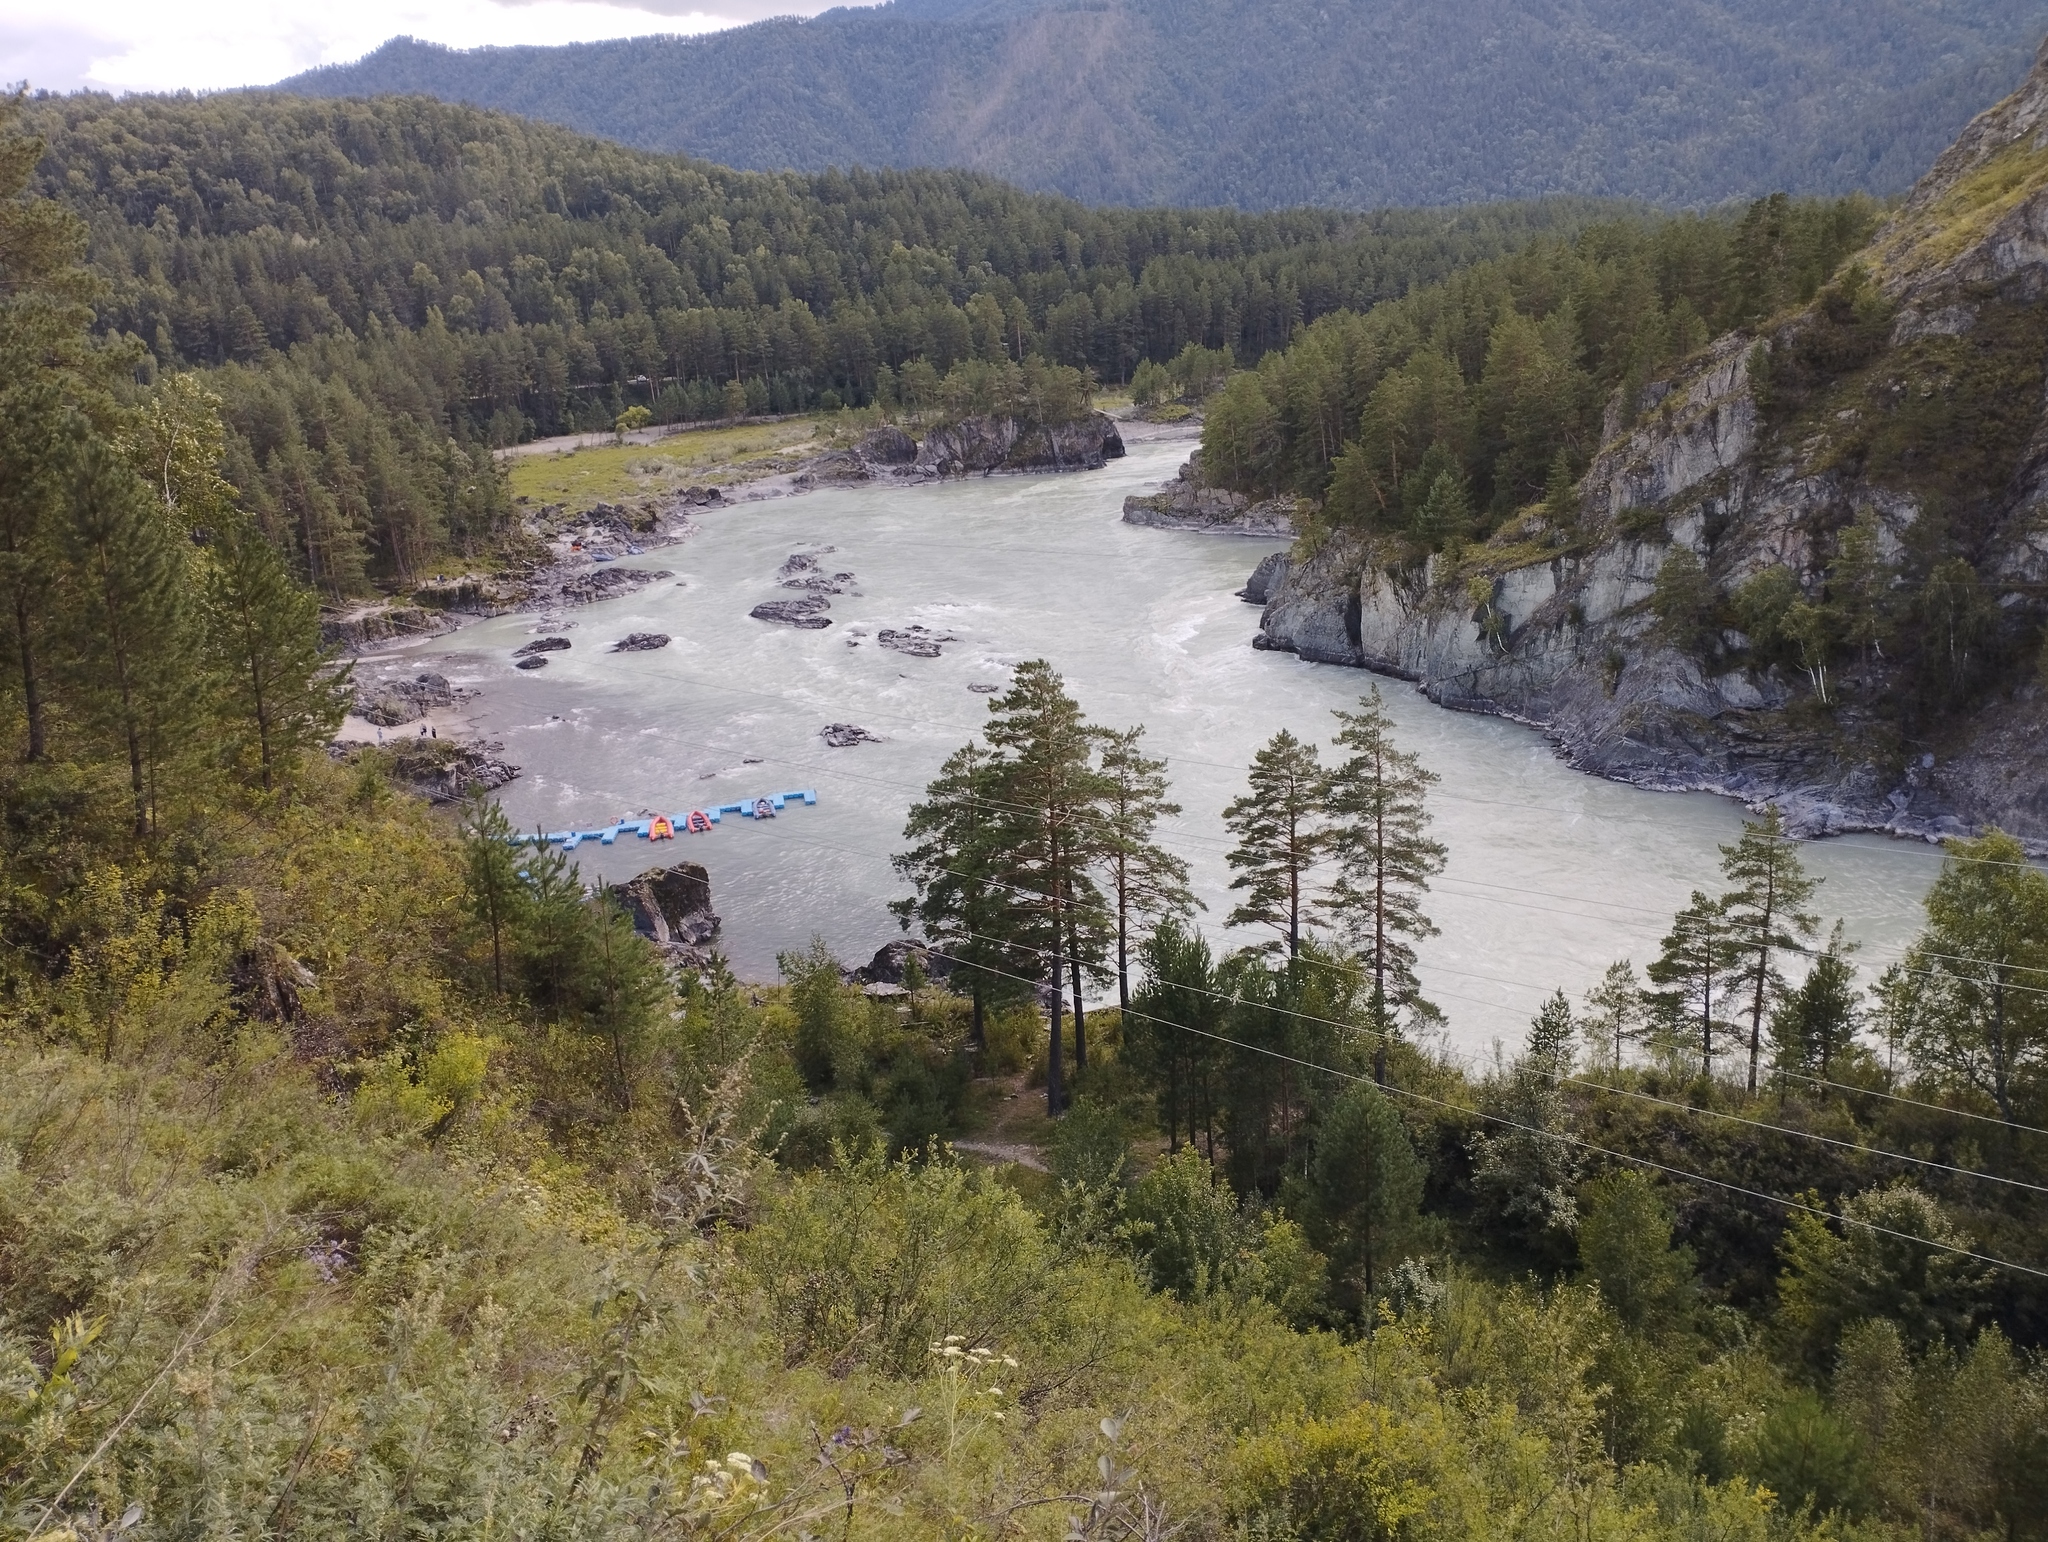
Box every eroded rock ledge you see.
[1122,451,1297,535]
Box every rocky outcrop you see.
[1254,46,2048,849]
[383,739,520,803]
[515,636,571,656]
[611,632,671,652]
[1240,552,1290,604]
[620,863,720,955]
[354,672,458,726]
[851,938,953,986]
[549,566,674,607]
[914,412,1125,476]
[321,604,458,654]
[1124,451,1297,535]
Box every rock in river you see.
[751,596,832,629]
[821,723,881,747]
[878,625,956,658]
[514,656,548,671]
[612,632,671,652]
[514,636,571,656]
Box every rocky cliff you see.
[792,414,1126,484]
[1257,45,2048,848]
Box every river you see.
[365,430,1941,1058]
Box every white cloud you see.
[0,0,865,95]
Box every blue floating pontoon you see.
[507,791,818,850]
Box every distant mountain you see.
[278,0,2048,210]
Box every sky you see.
[0,0,868,95]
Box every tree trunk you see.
[1068,914,1087,1074]
[970,982,985,1053]
[1047,951,1064,1118]
[12,587,43,762]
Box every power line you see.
[501,710,2048,1125]
[657,805,2048,1194]
[911,941,2048,1283]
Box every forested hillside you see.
[4,87,2048,1542]
[24,90,1614,593]
[1226,38,2048,847]
[282,0,2048,209]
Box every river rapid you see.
[370,430,1941,1057]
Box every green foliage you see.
[1578,1171,1696,1334]
[1776,1185,1990,1369]
[1306,1081,1424,1312]
[1204,195,1878,537]
[1651,549,1721,658]
[1895,829,2048,1124]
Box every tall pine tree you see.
[1719,807,1820,1094]
[982,660,1111,1115]
[1325,688,1445,1082]
[1097,725,1196,1010]
[1647,891,1742,1079]
[1223,729,1326,959]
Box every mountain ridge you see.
[277,0,2048,210]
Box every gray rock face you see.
[320,605,457,655]
[1240,551,1290,604]
[619,862,720,949]
[914,411,1126,476]
[355,672,457,726]
[1123,451,1297,535]
[553,567,673,606]
[750,596,832,628]
[611,632,671,652]
[857,426,918,465]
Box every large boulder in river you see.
[620,863,720,948]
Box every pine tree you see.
[1582,960,1651,1074]
[1647,891,1742,1079]
[983,660,1111,1115]
[1719,807,1821,1094]
[1308,1080,1423,1309]
[56,433,198,840]
[1771,921,1862,1087]
[1223,729,1326,959]
[461,794,525,995]
[0,94,110,763]
[1127,919,1224,1156]
[1097,726,1196,1010]
[1325,688,1445,1082]
[892,739,1026,1050]
[205,510,348,791]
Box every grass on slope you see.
[504,419,830,513]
